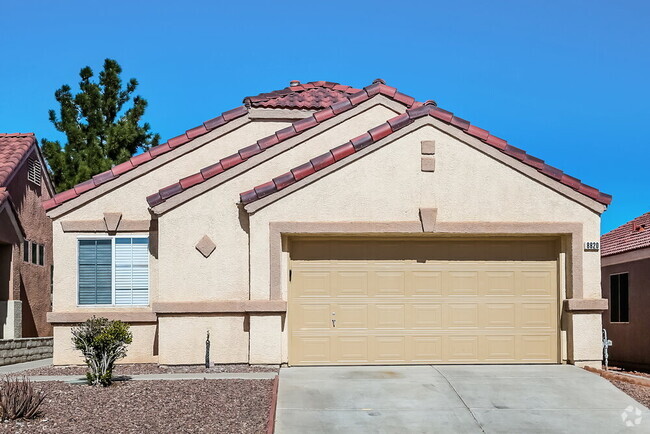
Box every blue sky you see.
[1,0,647,233]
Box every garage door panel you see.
[446,336,480,362]
[409,271,443,296]
[295,271,331,297]
[372,271,406,296]
[520,335,555,361]
[520,303,555,329]
[289,239,558,366]
[374,336,407,362]
[447,271,479,296]
[335,271,369,296]
[520,270,554,296]
[447,303,479,329]
[483,271,516,296]
[336,304,368,329]
[293,303,331,329]
[335,336,369,362]
[484,335,517,361]
[374,304,406,329]
[408,304,442,329]
[409,336,443,361]
[484,303,516,329]
[294,336,331,363]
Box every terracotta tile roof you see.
[601,212,650,256]
[0,133,37,187]
[240,105,612,207]
[43,106,249,211]
[0,187,8,207]
[147,81,419,208]
[243,81,363,109]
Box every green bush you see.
[71,316,133,386]
[0,376,46,420]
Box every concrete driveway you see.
[275,365,650,433]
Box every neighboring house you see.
[601,211,650,370]
[0,133,54,338]
[45,79,611,367]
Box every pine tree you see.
[42,59,160,191]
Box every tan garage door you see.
[288,238,559,365]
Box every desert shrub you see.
[72,316,133,386]
[0,376,46,420]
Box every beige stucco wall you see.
[157,104,400,303]
[158,315,248,365]
[53,323,157,365]
[247,124,604,363]
[51,120,289,314]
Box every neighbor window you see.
[23,240,44,265]
[610,273,629,323]
[78,237,149,306]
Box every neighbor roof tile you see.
[602,212,650,256]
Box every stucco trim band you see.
[152,301,287,314]
[564,298,608,312]
[601,246,650,267]
[61,219,156,233]
[47,311,157,324]
[268,221,584,300]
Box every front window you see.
[78,237,149,306]
[610,273,629,323]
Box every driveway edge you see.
[267,374,280,434]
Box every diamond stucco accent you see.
[195,235,216,258]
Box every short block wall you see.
[0,337,53,366]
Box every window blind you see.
[114,238,149,305]
[78,240,112,304]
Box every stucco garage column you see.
[565,309,606,368]
[0,300,21,339]
[249,314,283,364]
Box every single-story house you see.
[601,211,650,370]
[45,79,611,367]
[0,133,54,338]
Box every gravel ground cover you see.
[610,379,650,409]
[0,379,273,433]
[609,365,650,380]
[18,363,278,376]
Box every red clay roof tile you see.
[146,80,420,209]
[254,181,277,199]
[310,152,335,171]
[239,144,262,160]
[243,81,362,110]
[602,212,650,256]
[0,133,37,187]
[200,162,224,179]
[44,105,250,211]
[240,105,613,207]
[273,172,296,190]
